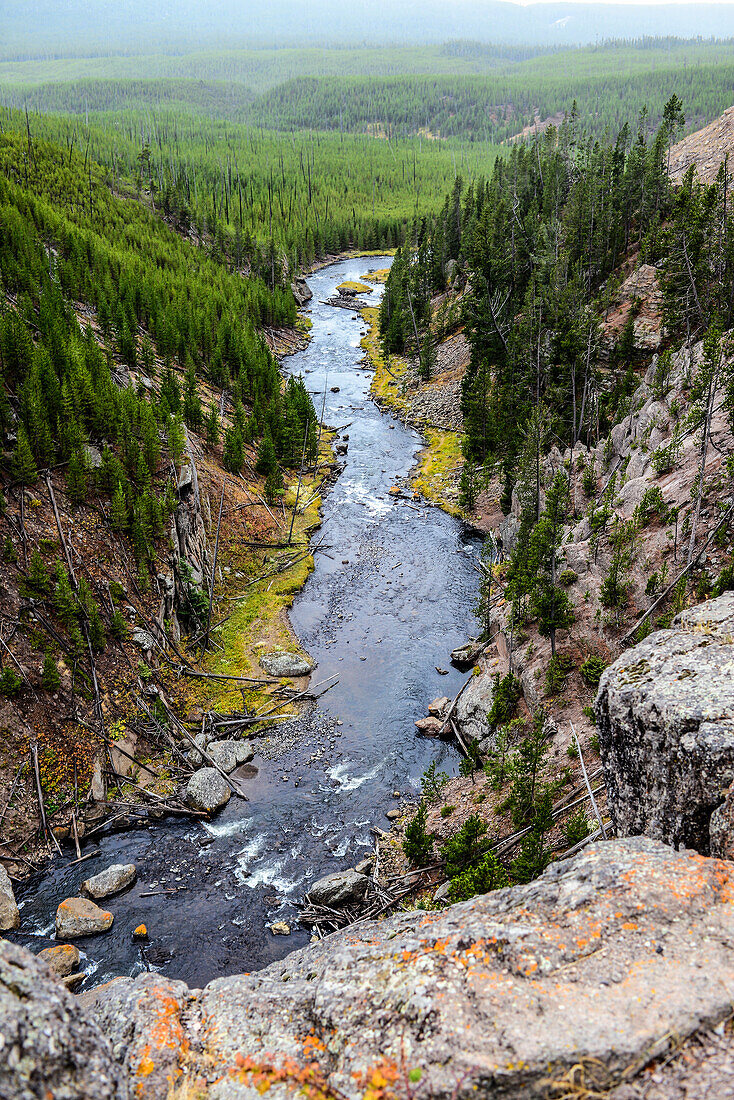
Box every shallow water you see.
[10,256,480,989]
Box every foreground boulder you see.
[55,897,113,939]
[83,838,734,1099]
[81,863,137,900]
[0,863,20,931]
[186,767,231,813]
[597,593,734,852]
[307,868,369,906]
[0,940,124,1099]
[206,739,254,774]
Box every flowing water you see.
[9,256,481,989]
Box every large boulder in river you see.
[186,767,231,813]
[85,838,734,1098]
[81,863,137,900]
[260,650,313,677]
[597,593,734,853]
[0,863,20,931]
[307,869,369,907]
[0,940,125,1099]
[55,897,114,939]
[206,739,254,774]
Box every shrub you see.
[440,804,456,818]
[42,653,60,691]
[559,569,578,586]
[421,760,449,803]
[448,852,508,902]
[545,653,575,696]
[580,655,608,688]
[403,800,434,866]
[441,814,489,878]
[0,667,23,698]
[564,809,591,847]
[487,672,522,727]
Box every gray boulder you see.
[454,668,496,746]
[596,593,734,852]
[81,863,137,900]
[259,651,313,677]
[0,863,20,931]
[710,790,734,860]
[291,276,313,306]
[55,897,114,939]
[206,739,254,774]
[307,869,369,907]
[186,767,231,813]
[89,839,734,1100]
[0,941,124,1099]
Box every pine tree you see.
[3,536,18,564]
[53,561,78,628]
[11,426,37,485]
[256,429,279,477]
[66,449,88,504]
[110,483,129,533]
[265,465,284,505]
[27,549,50,593]
[206,402,221,447]
[223,426,244,473]
[403,800,434,866]
[42,652,61,691]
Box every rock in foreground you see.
[0,863,20,931]
[597,593,734,852]
[55,897,114,939]
[81,863,137,900]
[0,940,124,1100]
[186,767,231,813]
[85,838,734,1099]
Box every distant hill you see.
[4,0,734,54]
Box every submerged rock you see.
[83,838,734,1099]
[206,739,254,774]
[307,869,369,907]
[260,651,314,678]
[81,863,137,900]
[597,593,734,852]
[0,863,20,931]
[55,898,114,939]
[186,767,231,813]
[0,940,124,1099]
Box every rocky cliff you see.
[3,836,734,1100]
[597,592,734,854]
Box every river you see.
[9,256,480,989]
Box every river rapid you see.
[9,256,480,989]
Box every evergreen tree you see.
[27,549,50,593]
[223,426,244,473]
[66,448,88,504]
[11,426,37,484]
[42,652,61,691]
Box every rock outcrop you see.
[307,868,369,906]
[78,838,734,1098]
[597,593,734,853]
[291,276,313,306]
[0,863,20,931]
[0,940,124,1100]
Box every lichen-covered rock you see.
[186,767,231,813]
[597,593,734,851]
[307,869,369,906]
[0,940,124,1099]
[56,897,114,938]
[206,739,254,774]
[90,839,734,1100]
[0,863,20,931]
[38,944,81,977]
[259,651,313,677]
[454,667,496,747]
[710,789,734,860]
[81,863,137,900]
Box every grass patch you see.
[413,428,462,516]
[337,280,373,294]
